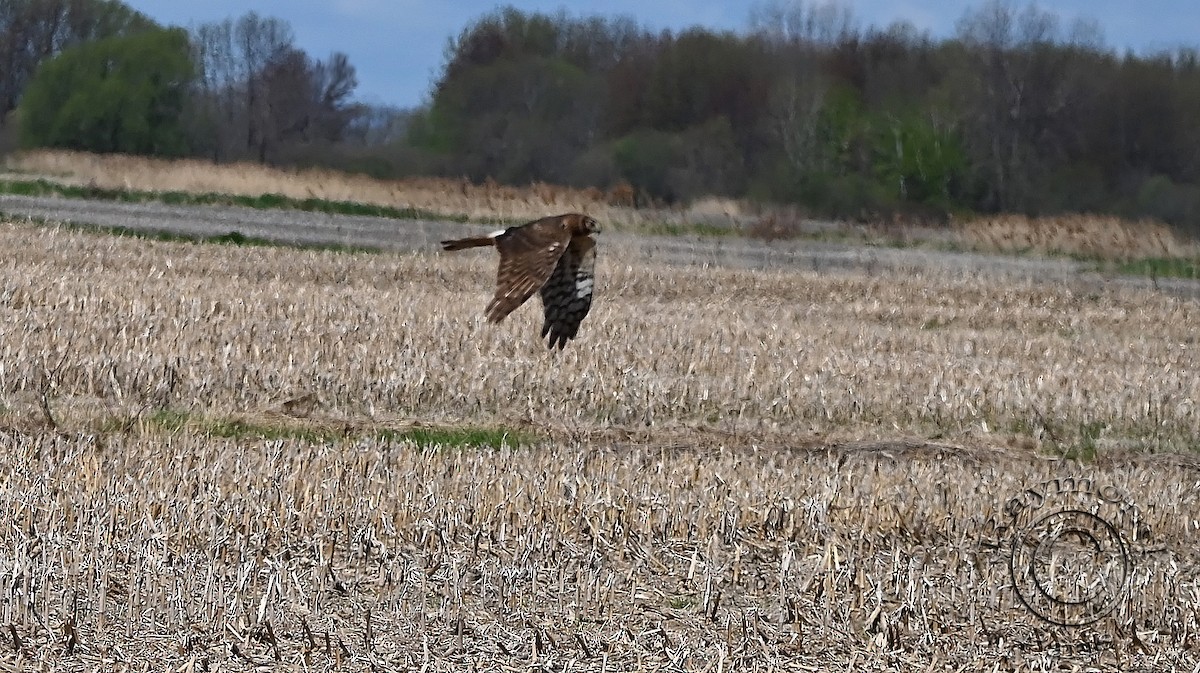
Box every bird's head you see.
[578,214,601,235]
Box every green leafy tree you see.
[0,0,156,121]
[872,111,966,208]
[642,29,774,134]
[409,3,1200,231]
[612,128,680,201]
[19,26,193,156]
[420,8,606,183]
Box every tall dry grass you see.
[957,213,1198,260]
[9,149,1199,262]
[3,149,663,228]
[1,219,1198,668]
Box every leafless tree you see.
[188,13,361,163]
[752,1,857,176]
[955,0,1088,211]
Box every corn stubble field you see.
[1,210,1199,672]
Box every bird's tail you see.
[441,236,494,251]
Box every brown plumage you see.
[441,213,600,349]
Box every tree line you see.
[412,1,1200,233]
[4,0,1200,234]
[2,0,385,165]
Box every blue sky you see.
[121,1,1200,109]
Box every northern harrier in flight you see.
[441,213,600,349]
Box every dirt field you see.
[0,203,1198,671]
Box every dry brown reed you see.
[10,149,1198,263]
[957,213,1198,260]
[1,206,1198,669]
[3,149,662,229]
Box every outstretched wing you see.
[485,217,571,323]
[539,235,596,349]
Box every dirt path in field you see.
[3,192,1198,297]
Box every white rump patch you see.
[488,229,506,238]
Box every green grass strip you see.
[0,177,468,223]
[136,409,535,449]
[1116,256,1200,279]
